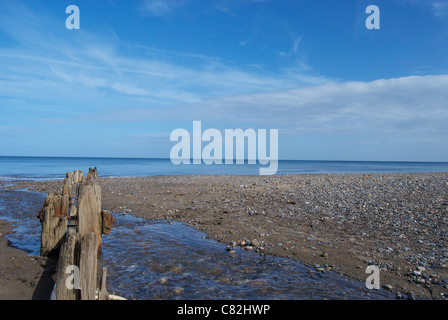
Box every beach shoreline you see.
[1,172,447,300]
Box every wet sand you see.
[0,220,55,300]
[1,172,448,300]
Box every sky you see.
[0,0,447,161]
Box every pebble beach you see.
[2,172,448,300]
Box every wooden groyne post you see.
[38,192,69,257]
[38,168,116,300]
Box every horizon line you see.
[0,155,447,164]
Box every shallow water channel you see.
[0,188,395,300]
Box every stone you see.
[171,266,182,274]
[383,284,393,292]
[407,292,416,300]
[251,239,261,247]
[174,287,184,294]
[417,266,426,272]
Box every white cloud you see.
[0,26,325,106]
[111,83,149,96]
[72,74,448,150]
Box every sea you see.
[0,156,447,180]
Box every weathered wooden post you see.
[73,170,85,184]
[69,199,77,219]
[55,233,81,300]
[38,193,68,257]
[87,167,98,180]
[62,172,73,197]
[98,267,108,300]
[79,232,98,300]
[77,180,103,254]
[39,168,118,300]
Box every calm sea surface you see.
[0,156,447,180]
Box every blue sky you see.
[0,0,447,161]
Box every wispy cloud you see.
[65,74,448,147]
[0,3,325,109]
[0,126,29,137]
[184,74,448,137]
[1,1,447,161]
[128,133,171,140]
[399,0,448,19]
[431,1,448,17]
[2,2,445,142]
[139,0,191,16]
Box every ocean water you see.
[0,156,447,180]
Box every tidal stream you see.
[0,188,395,300]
